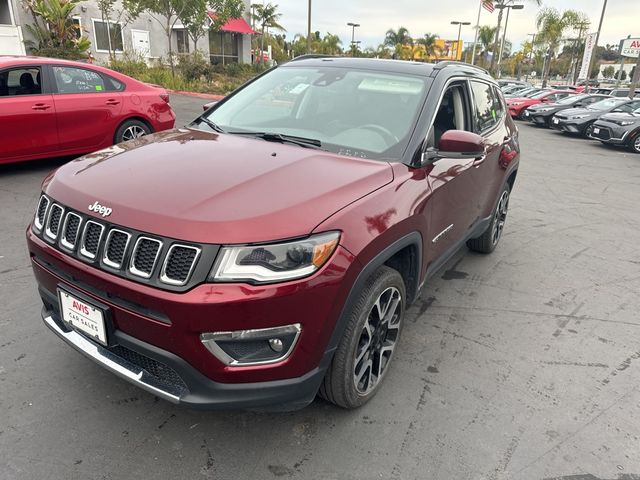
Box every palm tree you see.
[489,0,542,75]
[477,25,497,68]
[535,8,585,87]
[415,33,439,59]
[384,27,412,48]
[318,33,342,55]
[252,3,285,63]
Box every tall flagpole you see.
[471,0,483,64]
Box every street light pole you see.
[585,0,607,92]
[525,32,535,82]
[451,20,471,61]
[470,0,483,65]
[307,0,312,53]
[347,22,360,57]
[496,4,523,78]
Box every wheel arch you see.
[322,232,423,364]
[113,116,154,144]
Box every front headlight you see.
[536,107,554,112]
[210,231,340,283]
[511,102,524,106]
[571,114,590,119]
[614,120,635,126]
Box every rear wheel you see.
[319,266,405,409]
[115,119,152,143]
[467,183,511,254]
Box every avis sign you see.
[621,38,640,58]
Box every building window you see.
[0,0,14,25]
[209,31,239,64]
[176,30,189,54]
[93,19,124,52]
[72,16,81,40]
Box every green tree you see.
[415,33,439,58]
[489,0,542,74]
[477,25,497,67]
[252,2,285,63]
[180,0,244,53]
[601,65,615,79]
[535,8,587,87]
[384,27,412,49]
[23,0,91,59]
[97,0,141,60]
[124,0,190,75]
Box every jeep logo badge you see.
[88,201,112,217]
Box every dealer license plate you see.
[593,127,600,134]
[58,289,107,345]
[552,117,559,124]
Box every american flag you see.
[482,0,495,12]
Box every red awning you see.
[207,13,258,35]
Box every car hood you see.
[557,107,597,118]
[528,102,563,111]
[43,129,394,244]
[597,112,640,122]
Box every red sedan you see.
[0,56,175,164]
[506,89,576,119]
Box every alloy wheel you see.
[353,286,402,395]
[122,125,147,141]
[634,135,640,153]
[492,190,510,246]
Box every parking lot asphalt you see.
[1,95,640,480]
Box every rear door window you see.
[470,81,502,132]
[52,66,106,94]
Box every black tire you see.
[114,119,152,143]
[467,183,511,254]
[582,121,595,138]
[628,131,640,154]
[319,265,406,409]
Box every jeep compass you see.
[27,57,520,410]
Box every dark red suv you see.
[27,57,519,410]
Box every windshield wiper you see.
[195,117,226,133]
[226,131,323,149]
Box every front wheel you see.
[319,266,405,409]
[629,132,640,154]
[467,183,511,254]
[582,122,595,138]
[115,119,152,144]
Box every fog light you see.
[200,324,301,366]
[268,338,284,352]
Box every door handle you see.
[32,103,51,110]
[105,99,120,105]
[472,154,486,167]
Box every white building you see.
[0,0,256,64]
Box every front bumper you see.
[588,123,631,145]
[526,111,553,125]
[549,117,586,134]
[42,306,325,410]
[28,228,358,408]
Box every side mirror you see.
[424,130,485,163]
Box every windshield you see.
[557,94,587,105]
[530,90,551,99]
[199,66,429,160]
[588,98,628,111]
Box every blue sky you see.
[269,0,638,51]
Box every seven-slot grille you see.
[33,195,202,288]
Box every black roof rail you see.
[431,61,490,75]
[289,54,336,62]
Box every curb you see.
[168,90,225,101]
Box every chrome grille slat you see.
[80,221,105,259]
[45,204,64,240]
[60,212,82,250]
[34,195,50,231]
[160,245,201,286]
[129,237,162,278]
[103,229,131,269]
